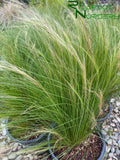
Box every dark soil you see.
[47,133,103,160]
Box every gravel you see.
[102,97,120,160]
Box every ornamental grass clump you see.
[0,4,120,158]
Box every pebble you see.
[116,149,120,155]
[12,146,18,152]
[107,139,113,145]
[116,116,120,123]
[0,136,5,140]
[102,130,107,135]
[104,127,109,132]
[0,141,6,145]
[15,155,23,160]
[110,136,117,140]
[106,146,111,153]
[116,101,120,106]
[109,152,114,157]
[114,128,118,132]
[110,123,116,127]
[14,143,19,148]
[2,157,8,160]
[17,146,21,151]
[110,98,115,103]
[118,140,120,146]
[111,147,115,153]
[33,156,38,160]
[2,128,7,136]
[8,153,17,160]
[112,119,118,123]
[27,155,34,160]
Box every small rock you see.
[116,101,120,106]
[116,116,120,123]
[116,149,120,155]
[8,154,17,160]
[109,152,113,157]
[111,147,115,153]
[7,137,11,143]
[2,157,8,160]
[17,146,21,151]
[9,143,15,146]
[0,141,6,145]
[104,127,109,132]
[15,155,23,160]
[110,123,116,127]
[112,156,118,160]
[113,140,118,146]
[0,136,5,140]
[106,146,111,152]
[107,139,113,145]
[33,156,38,160]
[110,136,117,140]
[114,128,118,132]
[118,140,120,145]
[1,123,6,127]
[110,98,115,103]
[27,155,34,160]
[102,130,107,135]
[105,135,109,140]
[14,143,18,148]
[112,119,118,123]
[12,147,18,152]
[2,128,7,136]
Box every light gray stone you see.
[110,136,117,140]
[116,101,120,106]
[17,146,21,151]
[111,147,115,153]
[110,98,115,103]
[12,147,18,152]
[8,154,17,160]
[113,140,118,146]
[106,146,111,153]
[114,128,118,132]
[2,128,7,136]
[112,119,118,123]
[116,116,120,123]
[107,139,113,145]
[14,143,18,148]
[118,140,120,145]
[15,155,23,160]
[102,130,107,135]
[116,149,120,155]
[109,152,113,157]
[33,156,38,160]
[107,158,112,160]
[27,155,34,160]
[110,123,116,127]
[0,136,5,140]
[104,127,109,132]
[0,141,6,145]
[2,157,8,160]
